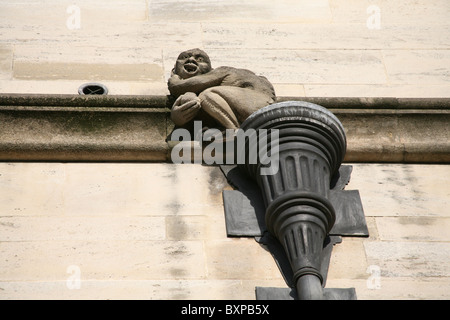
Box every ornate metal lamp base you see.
[220,101,368,300]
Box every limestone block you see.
[338,112,450,163]
[346,164,450,217]
[0,216,166,241]
[13,62,164,82]
[0,279,289,300]
[304,84,450,98]
[203,23,450,50]
[12,44,160,64]
[205,239,284,280]
[148,0,331,23]
[376,217,450,242]
[165,210,228,241]
[0,0,147,26]
[0,80,169,95]
[0,240,206,281]
[0,163,227,216]
[272,84,306,97]
[0,46,12,80]
[383,50,450,85]
[327,239,368,280]
[364,241,450,278]
[330,0,450,26]
[0,107,170,161]
[197,49,387,84]
[1,22,201,55]
[326,278,450,300]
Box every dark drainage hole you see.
[78,83,108,95]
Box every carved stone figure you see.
[168,48,276,132]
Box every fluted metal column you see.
[237,101,347,300]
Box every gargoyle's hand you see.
[170,92,201,126]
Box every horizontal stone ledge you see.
[0,144,169,162]
[0,94,171,108]
[0,94,448,163]
[1,93,450,110]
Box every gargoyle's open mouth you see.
[183,63,198,73]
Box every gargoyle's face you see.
[174,49,212,79]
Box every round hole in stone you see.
[78,83,108,95]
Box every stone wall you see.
[0,1,449,300]
[0,162,448,299]
[0,0,449,97]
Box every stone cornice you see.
[0,94,448,163]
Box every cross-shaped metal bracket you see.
[220,164,368,300]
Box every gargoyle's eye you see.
[196,56,204,62]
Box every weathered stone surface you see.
[0,240,206,281]
[0,80,169,95]
[195,49,387,85]
[0,0,448,300]
[337,110,450,163]
[304,84,450,98]
[326,278,450,300]
[0,1,448,97]
[364,241,450,278]
[167,48,276,130]
[0,216,166,241]
[0,163,448,299]
[205,239,284,280]
[330,0,449,26]
[0,163,223,216]
[148,0,332,23]
[0,46,12,80]
[0,105,170,161]
[383,50,450,84]
[327,240,369,280]
[13,62,164,82]
[166,211,228,240]
[203,23,450,50]
[345,164,450,217]
[376,217,450,242]
[0,95,447,163]
[0,279,289,300]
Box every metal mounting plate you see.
[255,286,357,300]
[220,164,367,300]
[221,165,369,238]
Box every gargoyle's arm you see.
[168,67,229,97]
